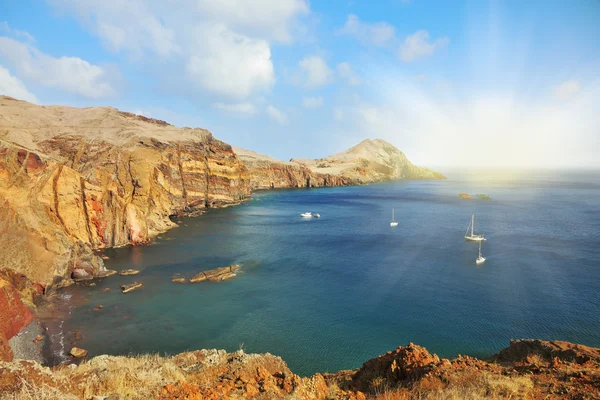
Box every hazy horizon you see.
[1,0,599,168]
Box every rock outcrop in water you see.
[0,96,250,289]
[1,339,599,399]
[234,139,444,190]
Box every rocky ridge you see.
[234,139,444,190]
[0,339,598,399]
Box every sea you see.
[41,169,600,376]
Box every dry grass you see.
[374,371,534,400]
[54,353,186,399]
[1,378,79,400]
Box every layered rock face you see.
[235,139,444,190]
[233,147,352,190]
[0,96,250,286]
[1,340,599,399]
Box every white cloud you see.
[1,21,35,43]
[196,0,309,43]
[302,96,324,109]
[298,56,333,89]
[47,0,311,100]
[48,0,179,58]
[186,24,275,99]
[399,30,449,62]
[213,101,257,115]
[0,65,38,103]
[266,105,288,124]
[338,14,395,47]
[337,62,361,85]
[553,79,581,99]
[0,36,116,98]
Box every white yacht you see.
[464,215,485,241]
[476,241,486,265]
[390,208,398,227]
[300,212,312,218]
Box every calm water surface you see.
[50,170,600,375]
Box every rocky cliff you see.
[235,139,444,190]
[1,339,598,399]
[0,96,250,289]
[233,147,352,190]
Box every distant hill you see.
[235,139,444,189]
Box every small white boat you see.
[390,208,398,227]
[464,214,485,241]
[313,213,320,218]
[476,241,486,265]
[300,212,312,218]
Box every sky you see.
[0,0,599,168]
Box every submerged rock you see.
[96,270,117,278]
[190,265,240,283]
[119,269,140,276]
[120,282,143,294]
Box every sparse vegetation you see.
[0,340,598,399]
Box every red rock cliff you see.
[0,277,34,361]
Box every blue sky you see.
[1,0,599,167]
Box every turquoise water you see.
[51,170,600,375]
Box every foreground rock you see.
[0,340,598,399]
[189,264,240,283]
[0,95,250,289]
[120,282,143,293]
[234,139,444,190]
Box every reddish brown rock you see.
[493,339,600,365]
[352,343,441,393]
[0,278,34,361]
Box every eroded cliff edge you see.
[0,95,250,288]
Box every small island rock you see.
[121,282,143,294]
[70,347,88,358]
[119,269,140,276]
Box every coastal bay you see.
[43,169,600,376]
